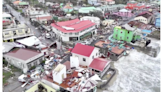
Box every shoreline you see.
[97,61,119,92]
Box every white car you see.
[79,41,86,45]
[45,33,51,39]
[85,39,92,45]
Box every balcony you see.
[3,31,34,40]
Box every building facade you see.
[51,19,97,42]
[134,16,148,24]
[113,26,140,42]
[71,43,100,66]
[4,48,44,73]
[89,58,111,78]
[52,64,67,84]
[3,24,34,42]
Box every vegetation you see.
[9,65,21,72]
[17,9,23,13]
[30,66,36,70]
[29,0,39,6]
[58,18,69,22]
[3,59,8,66]
[41,60,46,65]
[3,71,14,84]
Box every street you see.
[6,4,54,46]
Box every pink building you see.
[113,9,134,18]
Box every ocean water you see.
[108,49,160,92]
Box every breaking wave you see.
[109,49,160,92]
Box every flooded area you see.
[97,38,160,92]
[109,50,160,92]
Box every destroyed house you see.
[94,40,125,61]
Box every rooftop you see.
[16,36,47,49]
[63,61,71,70]
[5,48,41,61]
[111,46,124,55]
[95,40,110,48]
[35,15,52,20]
[54,64,65,72]
[43,71,79,89]
[137,12,153,18]
[127,1,137,4]
[128,20,152,30]
[51,18,95,33]
[71,43,95,57]
[3,42,24,53]
[94,40,125,55]
[3,13,12,17]
[89,58,110,71]
[79,7,96,13]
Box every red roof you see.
[51,19,95,33]
[89,58,110,71]
[6,48,41,61]
[71,43,94,57]
[57,19,80,26]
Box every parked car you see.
[98,36,106,40]
[79,41,87,45]
[45,33,51,38]
[85,39,92,45]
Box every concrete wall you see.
[88,48,100,66]
[53,66,67,84]
[72,53,90,66]
[4,53,44,73]
[100,63,111,78]
[72,47,100,66]
[4,55,28,73]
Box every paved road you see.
[6,4,54,46]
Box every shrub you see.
[30,66,36,70]
[41,60,46,64]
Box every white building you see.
[71,43,100,66]
[51,18,97,42]
[3,24,34,42]
[103,0,115,5]
[134,12,155,24]
[52,64,67,84]
[4,48,44,73]
[80,16,101,28]
[3,13,16,27]
[70,56,79,68]
[134,16,148,24]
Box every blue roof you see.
[142,29,152,34]
[155,18,160,27]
